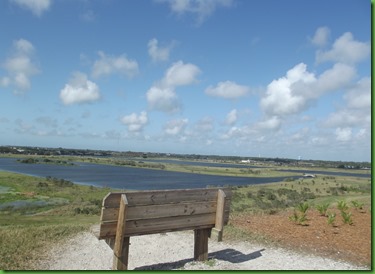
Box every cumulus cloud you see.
[11,0,51,16]
[164,118,188,135]
[344,77,371,109]
[91,51,139,78]
[256,116,282,131]
[260,63,316,117]
[156,0,234,24]
[260,62,356,117]
[121,111,148,132]
[163,61,201,87]
[323,77,370,128]
[316,32,370,64]
[146,86,180,113]
[59,72,101,105]
[205,81,250,99]
[146,61,200,113]
[225,109,237,125]
[2,39,39,93]
[310,26,330,46]
[335,127,352,142]
[148,38,174,62]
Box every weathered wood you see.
[113,237,129,270]
[97,188,232,270]
[194,228,210,261]
[113,194,129,270]
[99,213,216,239]
[101,201,218,222]
[211,189,226,241]
[103,188,232,208]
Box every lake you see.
[0,157,302,190]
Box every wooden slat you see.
[101,201,217,222]
[99,213,216,238]
[114,194,128,257]
[215,189,226,231]
[103,188,232,207]
[113,194,129,270]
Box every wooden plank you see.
[101,201,217,222]
[103,188,232,207]
[113,194,129,270]
[211,189,226,241]
[194,228,210,261]
[113,237,129,270]
[99,213,216,239]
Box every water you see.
[0,157,301,190]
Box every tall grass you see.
[0,223,90,270]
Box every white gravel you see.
[39,228,369,270]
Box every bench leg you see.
[194,228,210,261]
[113,237,130,270]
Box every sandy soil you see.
[38,227,369,270]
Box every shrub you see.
[316,203,329,216]
[341,211,353,225]
[351,200,364,210]
[337,200,348,212]
[327,212,336,226]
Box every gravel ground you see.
[39,228,369,270]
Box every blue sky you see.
[0,0,371,162]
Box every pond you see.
[0,157,301,190]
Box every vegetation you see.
[0,171,113,269]
[0,151,371,270]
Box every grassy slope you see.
[0,159,371,270]
[0,171,111,269]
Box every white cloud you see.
[323,77,370,128]
[11,0,51,16]
[146,86,180,113]
[256,116,282,131]
[156,0,234,24]
[2,39,39,93]
[91,51,139,78]
[164,118,188,135]
[316,32,370,64]
[344,77,371,109]
[313,63,356,92]
[148,38,174,62]
[146,60,200,113]
[261,62,356,117]
[205,81,250,99]
[335,127,352,142]
[121,111,148,132]
[311,26,330,47]
[225,109,237,125]
[163,61,201,87]
[260,63,316,116]
[59,72,101,105]
[194,117,214,132]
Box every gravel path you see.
[39,228,368,270]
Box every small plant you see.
[351,200,364,210]
[289,202,309,225]
[341,211,353,225]
[316,203,329,216]
[296,202,309,214]
[337,200,348,212]
[327,212,336,226]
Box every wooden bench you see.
[96,188,232,270]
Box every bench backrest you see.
[98,188,232,239]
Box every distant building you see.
[303,173,316,178]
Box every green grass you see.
[0,171,114,270]
[0,223,91,270]
[0,161,371,270]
